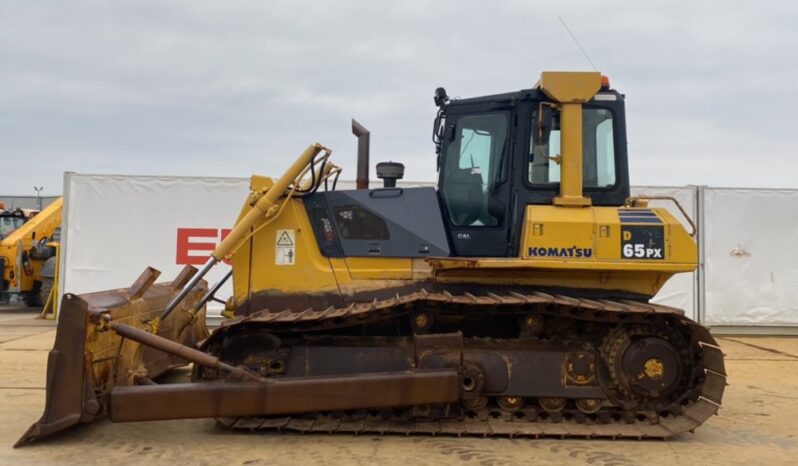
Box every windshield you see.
[529,107,616,188]
[0,216,26,239]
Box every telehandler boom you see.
[17,72,724,446]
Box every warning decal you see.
[275,229,295,265]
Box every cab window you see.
[443,113,507,227]
[0,216,25,239]
[529,108,616,188]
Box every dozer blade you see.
[16,266,209,447]
[16,264,462,447]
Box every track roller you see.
[538,397,567,413]
[575,398,603,414]
[497,396,525,412]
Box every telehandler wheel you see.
[23,278,52,308]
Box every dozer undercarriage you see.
[18,275,724,446]
[17,72,726,446]
[200,287,725,439]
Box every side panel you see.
[304,188,450,258]
[231,198,344,314]
[429,202,696,297]
[521,205,696,269]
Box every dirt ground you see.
[1,305,796,466]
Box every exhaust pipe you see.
[352,119,370,189]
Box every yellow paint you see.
[522,206,595,258]
[214,144,328,261]
[345,257,412,280]
[537,71,603,103]
[519,205,697,269]
[537,72,602,207]
[644,358,665,379]
[431,267,672,296]
[223,73,698,313]
[229,194,697,311]
[230,197,342,307]
[229,190,420,312]
[250,175,275,193]
[554,103,591,206]
[425,202,695,296]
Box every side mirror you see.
[433,87,449,107]
[535,106,554,146]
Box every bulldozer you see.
[17,72,725,446]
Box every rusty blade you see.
[15,269,208,447]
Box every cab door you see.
[438,108,515,257]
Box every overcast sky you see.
[2,1,797,195]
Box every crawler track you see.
[208,290,726,439]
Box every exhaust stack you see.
[352,119,370,189]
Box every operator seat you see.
[445,167,484,226]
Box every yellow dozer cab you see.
[1,197,62,307]
[17,72,725,447]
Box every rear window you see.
[529,107,616,188]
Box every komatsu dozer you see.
[17,72,726,446]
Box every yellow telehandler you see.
[1,198,62,308]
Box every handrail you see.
[624,195,697,237]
